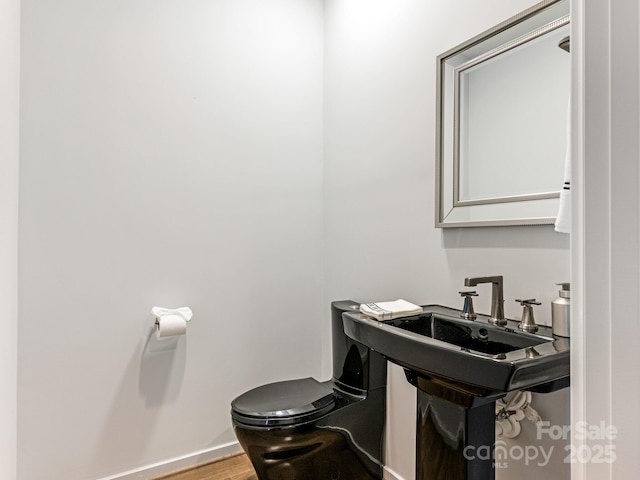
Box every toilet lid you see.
[231,377,336,427]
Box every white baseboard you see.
[95,441,243,480]
[383,465,407,480]
[95,442,405,480]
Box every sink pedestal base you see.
[408,372,500,480]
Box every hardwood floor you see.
[153,453,257,480]
[154,453,392,480]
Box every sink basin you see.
[342,304,569,394]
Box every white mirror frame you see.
[435,0,570,228]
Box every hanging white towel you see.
[555,100,571,233]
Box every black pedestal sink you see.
[342,305,569,480]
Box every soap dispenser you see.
[551,283,570,337]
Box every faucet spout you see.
[464,276,506,326]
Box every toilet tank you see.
[331,300,386,394]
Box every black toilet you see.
[231,300,387,480]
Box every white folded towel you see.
[555,100,571,234]
[360,299,422,321]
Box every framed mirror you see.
[435,0,570,227]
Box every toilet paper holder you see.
[152,306,193,339]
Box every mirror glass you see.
[436,0,570,227]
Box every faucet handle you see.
[459,291,478,297]
[515,298,542,306]
[515,299,541,333]
[459,291,478,320]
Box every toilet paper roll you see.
[155,314,188,339]
[151,306,193,340]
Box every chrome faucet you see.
[464,275,506,326]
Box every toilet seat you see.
[231,377,336,428]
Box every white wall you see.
[0,0,20,477]
[571,0,640,478]
[18,1,324,479]
[17,1,578,479]
[323,1,570,479]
